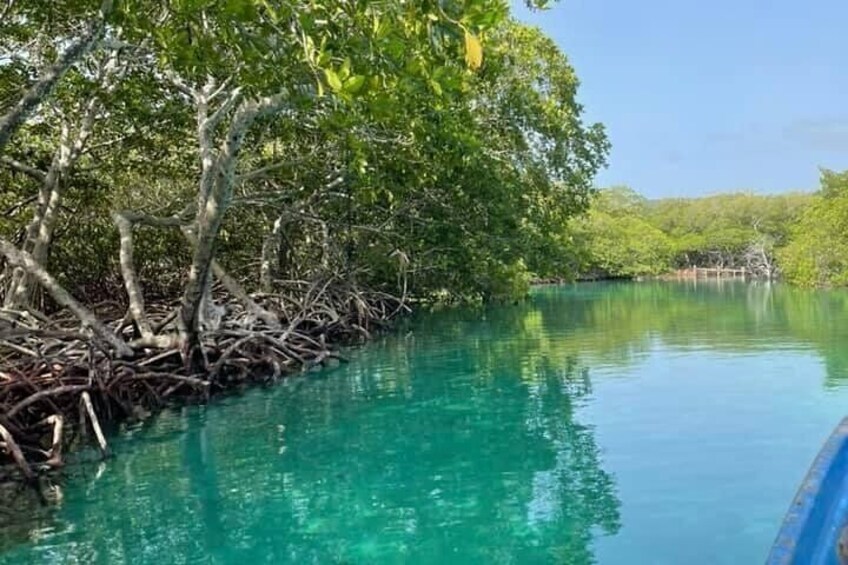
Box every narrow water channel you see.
[3,281,848,564]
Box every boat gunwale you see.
[767,417,848,564]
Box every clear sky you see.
[512,0,848,198]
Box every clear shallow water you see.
[4,281,848,564]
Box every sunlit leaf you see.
[340,58,351,81]
[429,79,442,96]
[464,31,483,70]
[344,75,366,94]
[324,68,343,92]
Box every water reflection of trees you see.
[1,290,623,564]
[525,281,848,385]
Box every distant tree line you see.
[574,171,848,285]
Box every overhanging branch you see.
[0,156,47,182]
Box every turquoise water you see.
[4,281,848,564]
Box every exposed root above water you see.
[0,276,408,483]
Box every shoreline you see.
[532,269,771,287]
[0,282,407,488]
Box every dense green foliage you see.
[576,186,813,280]
[778,171,848,287]
[5,0,847,312]
[578,171,848,287]
[0,0,606,310]
[572,188,674,278]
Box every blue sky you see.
[512,0,848,198]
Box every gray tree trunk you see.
[180,92,288,367]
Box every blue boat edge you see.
[767,417,848,565]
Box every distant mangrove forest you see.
[576,170,848,286]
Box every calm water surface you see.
[4,281,848,564]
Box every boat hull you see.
[768,418,848,564]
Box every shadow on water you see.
[5,280,848,563]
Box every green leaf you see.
[429,79,442,96]
[324,68,343,92]
[224,0,250,18]
[344,75,366,94]
[258,0,279,22]
[339,58,351,81]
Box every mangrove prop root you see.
[80,392,109,458]
[0,277,406,480]
[44,414,63,467]
[0,424,33,481]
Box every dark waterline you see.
[3,281,848,564]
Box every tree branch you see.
[117,209,191,228]
[164,70,195,98]
[205,87,243,133]
[207,75,235,101]
[234,158,303,185]
[1,195,37,218]
[0,156,46,182]
[112,212,152,337]
[83,133,133,155]
[0,424,33,481]
[181,92,290,340]
[0,0,114,152]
